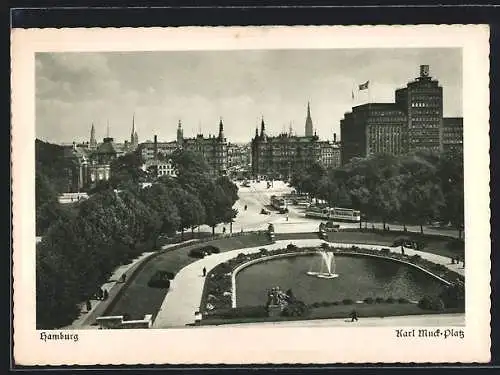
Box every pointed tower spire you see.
[218,117,225,140]
[260,116,265,137]
[90,122,97,149]
[177,119,184,147]
[131,113,136,145]
[305,101,313,137]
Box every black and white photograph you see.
[12,25,490,365]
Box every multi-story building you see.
[442,117,463,154]
[139,140,178,161]
[395,64,443,154]
[227,143,252,169]
[340,65,455,165]
[62,122,137,191]
[251,107,338,179]
[340,103,407,165]
[319,138,341,169]
[181,119,228,176]
[142,158,177,178]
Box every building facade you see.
[139,140,178,161]
[142,158,177,178]
[181,119,228,176]
[395,64,443,154]
[340,103,407,165]
[251,113,338,179]
[442,117,463,154]
[340,65,457,165]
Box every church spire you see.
[177,119,184,147]
[131,113,136,145]
[305,101,313,137]
[218,117,225,140]
[90,122,97,149]
[260,116,265,137]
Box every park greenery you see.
[200,244,465,323]
[35,143,239,329]
[290,150,464,238]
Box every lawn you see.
[325,231,462,259]
[105,233,271,320]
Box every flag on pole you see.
[358,81,369,90]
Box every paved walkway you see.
[152,239,464,329]
[220,313,465,327]
[67,240,199,329]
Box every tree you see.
[166,187,206,239]
[36,200,76,236]
[139,184,181,236]
[371,177,402,230]
[109,152,145,189]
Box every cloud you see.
[36,49,462,144]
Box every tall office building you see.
[340,65,455,165]
[395,64,444,153]
[340,103,407,164]
[442,117,463,154]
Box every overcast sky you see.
[36,48,462,144]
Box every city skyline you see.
[36,48,462,144]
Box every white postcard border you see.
[12,25,491,365]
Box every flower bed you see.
[199,244,465,317]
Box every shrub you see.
[287,243,298,250]
[188,248,207,258]
[311,302,320,308]
[418,296,445,311]
[364,297,374,304]
[375,297,385,304]
[209,306,268,319]
[439,285,465,309]
[398,298,410,304]
[410,254,422,262]
[332,301,339,306]
[320,301,330,307]
[147,271,171,289]
[203,245,220,254]
[386,297,395,304]
[281,301,309,317]
[259,248,269,255]
[342,299,354,305]
[380,248,391,255]
[351,246,359,250]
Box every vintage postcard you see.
[12,25,490,365]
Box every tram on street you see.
[305,206,361,222]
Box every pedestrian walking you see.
[121,274,126,283]
[286,215,289,222]
[203,267,207,277]
[350,309,358,322]
[103,289,109,300]
[86,300,92,312]
[401,245,404,255]
[98,288,104,300]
